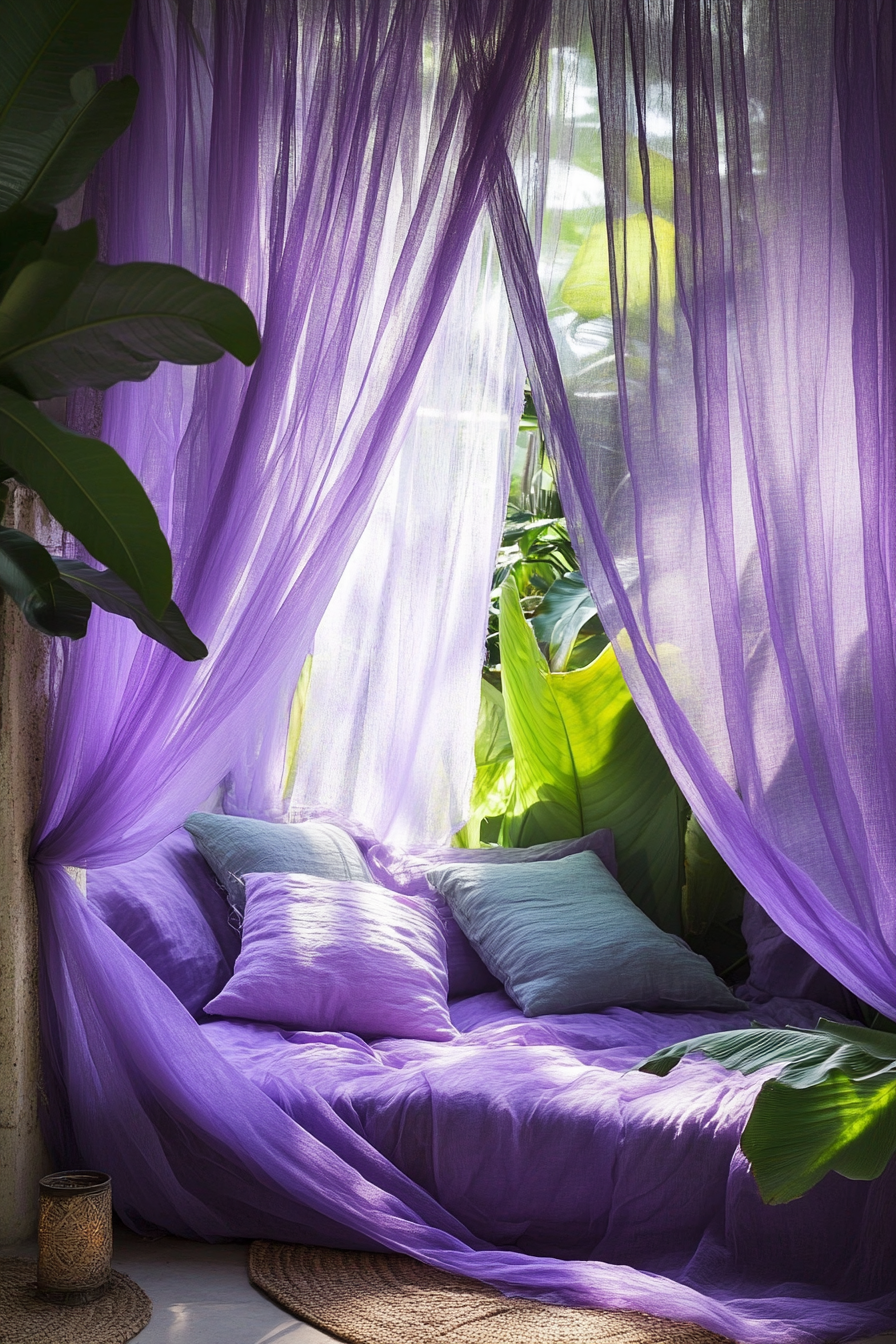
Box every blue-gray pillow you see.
[426,850,741,1016]
[184,813,372,918]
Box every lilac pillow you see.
[88,830,239,1015]
[362,829,618,999]
[204,873,456,1041]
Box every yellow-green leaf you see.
[560,213,676,333]
[498,580,685,932]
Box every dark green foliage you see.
[18,73,139,210]
[0,523,90,636]
[1,256,261,399]
[531,569,608,671]
[0,0,134,209]
[54,558,207,660]
[0,0,260,655]
[0,387,171,613]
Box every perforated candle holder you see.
[37,1170,113,1304]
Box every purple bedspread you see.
[202,989,896,1335]
[85,837,896,1340]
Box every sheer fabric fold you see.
[290,224,524,846]
[492,0,896,1020]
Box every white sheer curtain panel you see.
[291,224,524,846]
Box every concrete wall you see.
[0,488,53,1243]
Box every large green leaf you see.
[744,1070,896,1204]
[0,218,96,355]
[281,655,314,802]
[0,388,171,615]
[53,557,206,660]
[0,203,56,276]
[626,135,675,218]
[0,0,133,209]
[0,524,90,637]
[531,570,607,671]
[681,811,745,936]
[0,258,261,397]
[639,1020,896,1203]
[560,213,676,333]
[474,678,512,765]
[453,680,516,848]
[18,73,139,208]
[498,580,686,932]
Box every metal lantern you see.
[36,1170,113,1304]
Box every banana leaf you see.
[0,257,261,397]
[0,0,133,208]
[17,72,139,209]
[453,680,515,848]
[626,135,675,218]
[0,525,90,637]
[0,220,97,353]
[498,580,686,932]
[640,1019,896,1204]
[0,387,172,615]
[560,212,676,332]
[0,205,56,275]
[281,655,314,801]
[53,557,206,660]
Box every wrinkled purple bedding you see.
[84,833,896,1342]
[202,989,896,1294]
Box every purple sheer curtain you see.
[33,0,554,1225]
[491,0,896,1020]
[36,0,548,860]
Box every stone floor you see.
[4,1225,896,1343]
[6,1226,329,1343]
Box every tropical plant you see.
[483,391,573,676]
[452,677,515,848]
[639,1019,896,1205]
[496,577,687,930]
[467,401,747,960]
[0,0,261,657]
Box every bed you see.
[83,823,896,1344]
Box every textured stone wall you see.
[0,488,53,1243]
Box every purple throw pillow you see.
[741,894,863,1017]
[89,830,239,1015]
[204,872,456,1041]
[362,830,618,999]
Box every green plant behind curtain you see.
[497,578,686,932]
[464,392,745,948]
[453,678,515,848]
[0,0,261,657]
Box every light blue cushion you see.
[426,850,741,1017]
[184,813,372,917]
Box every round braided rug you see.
[0,1259,151,1344]
[249,1242,733,1344]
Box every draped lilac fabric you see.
[491,0,896,1020]
[291,223,525,846]
[31,2,896,1341]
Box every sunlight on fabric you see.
[507,0,892,1016]
[292,224,524,846]
[416,408,510,423]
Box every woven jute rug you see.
[249,1242,733,1344]
[0,1259,151,1344]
